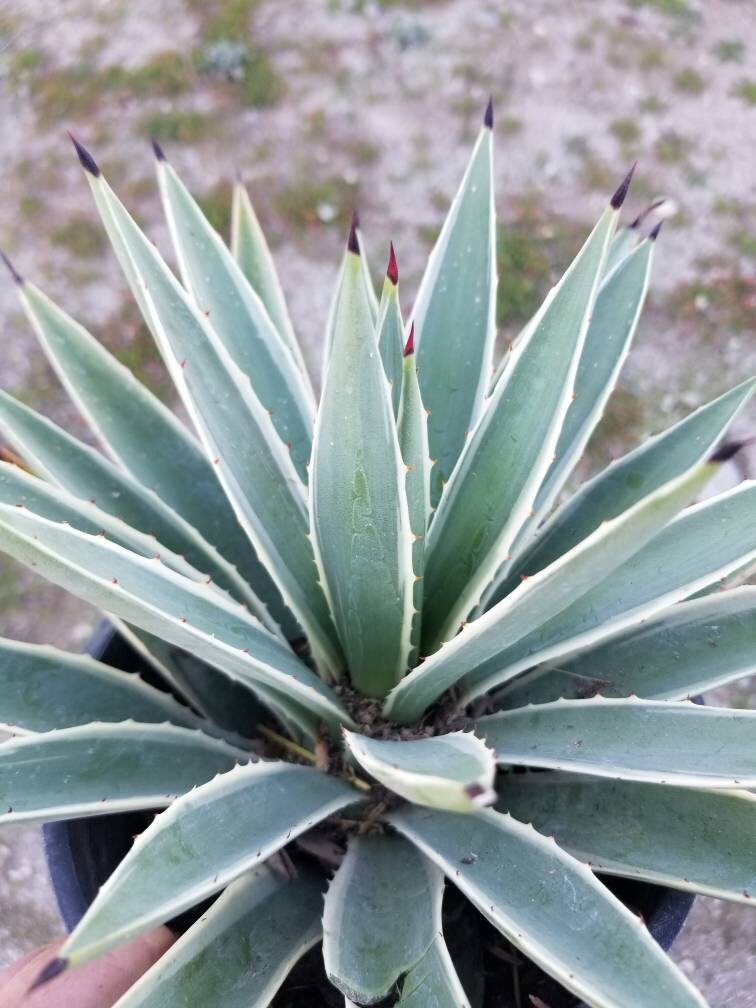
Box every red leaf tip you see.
[386,242,398,285]
[404,322,415,357]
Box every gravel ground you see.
[0,0,754,1004]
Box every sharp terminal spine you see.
[0,250,23,285]
[610,162,636,210]
[630,198,665,229]
[68,132,100,177]
[649,221,663,241]
[151,137,167,161]
[29,957,68,991]
[484,95,494,129]
[709,438,754,463]
[347,211,360,255]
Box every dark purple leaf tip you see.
[709,438,754,463]
[347,211,360,255]
[484,96,494,129]
[403,321,415,357]
[29,957,68,991]
[630,198,665,229]
[649,221,663,241]
[0,249,23,285]
[387,242,398,285]
[610,162,636,209]
[68,132,100,176]
[151,137,167,161]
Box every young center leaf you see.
[397,323,432,667]
[310,229,414,698]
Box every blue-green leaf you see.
[323,832,442,1004]
[0,389,272,623]
[0,722,244,825]
[0,637,202,733]
[81,163,341,677]
[114,867,323,1008]
[0,504,353,736]
[488,376,755,607]
[497,586,756,708]
[483,239,655,608]
[391,805,704,1008]
[479,697,756,786]
[385,455,719,723]
[16,279,292,635]
[497,774,756,905]
[231,179,311,379]
[158,155,315,481]
[413,123,496,507]
[421,202,617,653]
[460,482,756,704]
[396,936,472,1008]
[58,761,358,969]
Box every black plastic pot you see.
[44,623,695,1006]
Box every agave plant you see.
[0,101,755,1008]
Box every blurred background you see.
[0,0,754,1003]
